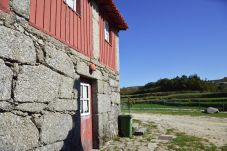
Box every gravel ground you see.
[133,113,227,147]
[99,113,227,151]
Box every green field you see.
[121,92,227,115]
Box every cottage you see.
[0,0,128,150]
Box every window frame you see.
[80,83,91,116]
[64,0,80,15]
[104,20,111,43]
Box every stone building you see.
[0,0,128,150]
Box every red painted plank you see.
[44,0,51,32]
[50,0,57,35]
[88,2,92,57]
[60,2,66,41]
[69,10,74,46]
[29,0,37,24]
[36,0,45,28]
[85,0,88,56]
[0,0,10,13]
[84,0,87,55]
[78,15,81,51]
[55,0,62,39]
[81,0,84,54]
[73,14,78,48]
[65,7,70,44]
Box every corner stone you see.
[14,65,60,103]
[0,26,36,64]
[0,113,39,151]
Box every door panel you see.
[80,83,93,151]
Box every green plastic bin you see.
[118,115,133,137]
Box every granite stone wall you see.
[0,0,121,150]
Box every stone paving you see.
[99,119,167,151]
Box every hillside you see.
[121,76,227,111]
[121,76,227,95]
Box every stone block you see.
[94,80,105,94]
[108,104,120,121]
[110,92,120,105]
[0,26,36,64]
[109,79,119,88]
[45,45,75,78]
[76,61,89,76]
[15,65,60,103]
[48,99,77,112]
[0,59,13,100]
[77,61,103,80]
[16,103,47,113]
[93,94,111,114]
[34,142,64,151]
[0,113,39,151]
[0,101,12,111]
[59,76,74,99]
[12,0,30,19]
[40,113,73,144]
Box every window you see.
[104,20,110,42]
[64,0,80,13]
[80,83,91,116]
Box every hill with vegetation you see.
[121,75,227,112]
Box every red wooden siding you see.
[0,0,10,13]
[30,0,93,57]
[99,17,116,70]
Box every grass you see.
[166,132,217,151]
[121,91,227,113]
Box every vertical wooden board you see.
[84,0,88,56]
[36,0,45,28]
[73,14,78,48]
[88,3,92,57]
[111,32,115,69]
[83,0,86,55]
[56,0,62,39]
[61,2,66,41]
[99,17,103,63]
[69,10,74,46]
[29,0,37,24]
[113,32,116,70]
[0,0,9,12]
[44,0,51,32]
[50,0,57,35]
[100,18,104,64]
[80,0,84,54]
[78,15,81,51]
[85,0,89,56]
[65,7,70,44]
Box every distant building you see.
[0,0,128,150]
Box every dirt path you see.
[133,113,227,147]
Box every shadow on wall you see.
[61,80,83,151]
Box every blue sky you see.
[114,0,227,87]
